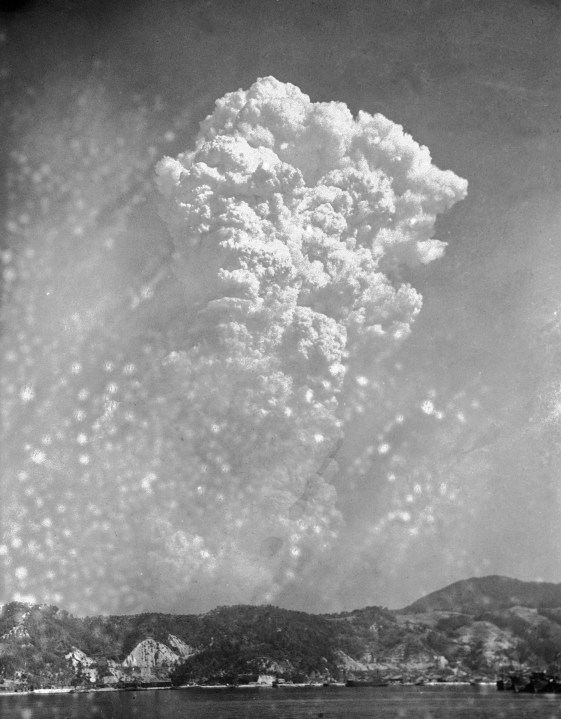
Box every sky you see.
[1,0,561,617]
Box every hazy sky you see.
[2,0,561,617]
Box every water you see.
[0,686,559,719]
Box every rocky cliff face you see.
[1,623,31,642]
[167,633,196,659]
[122,638,181,668]
[64,637,186,684]
[335,651,371,672]
[65,647,98,683]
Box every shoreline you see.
[0,681,498,698]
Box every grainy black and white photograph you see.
[1,0,561,716]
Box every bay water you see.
[1,685,559,719]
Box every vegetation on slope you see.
[403,576,561,614]
[3,577,561,688]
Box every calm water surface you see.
[1,686,560,719]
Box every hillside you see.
[3,577,561,689]
[402,576,561,614]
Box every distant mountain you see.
[401,576,561,614]
[3,577,561,690]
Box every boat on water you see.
[497,672,561,694]
[345,680,389,687]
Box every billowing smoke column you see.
[0,77,466,615]
[153,77,467,604]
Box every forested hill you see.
[3,577,561,688]
[402,576,561,614]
